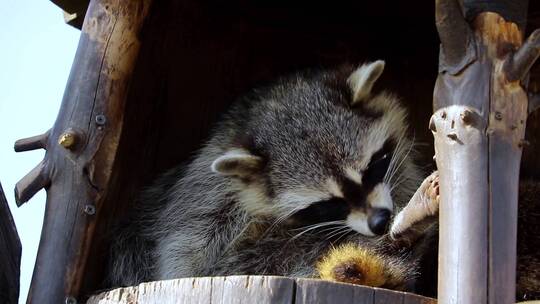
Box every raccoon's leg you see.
[390,171,439,245]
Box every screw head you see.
[95,114,107,126]
[65,296,77,304]
[58,132,77,149]
[84,204,96,215]
[495,112,503,120]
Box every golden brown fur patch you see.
[316,243,409,290]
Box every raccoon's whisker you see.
[390,178,408,192]
[390,169,409,191]
[268,204,311,231]
[325,227,347,239]
[388,134,416,186]
[290,220,346,232]
[317,225,349,237]
[325,226,352,242]
[333,227,354,243]
[290,221,346,240]
[390,169,418,193]
[384,133,407,184]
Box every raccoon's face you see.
[211,61,419,237]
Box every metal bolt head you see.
[58,132,77,149]
[84,204,96,215]
[65,296,77,304]
[95,114,107,126]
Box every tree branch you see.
[504,29,540,82]
[436,0,476,73]
[14,161,50,206]
[14,130,49,152]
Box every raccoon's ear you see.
[348,60,385,105]
[211,149,263,177]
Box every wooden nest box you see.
[3,0,540,303]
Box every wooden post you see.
[433,0,538,303]
[0,182,21,304]
[13,0,152,302]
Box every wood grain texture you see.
[0,182,21,304]
[295,278,372,304]
[88,276,436,304]
[138,277,213,304]
[434,0,533,302]
[16,0,153,303]
[86,286,138,304]
[432,105,489,304]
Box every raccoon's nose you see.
[368,208,391,235]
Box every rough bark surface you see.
[14,0,153,302]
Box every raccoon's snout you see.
[368,208,391,235]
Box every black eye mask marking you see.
[291,197,351,225]
[288,140,396,228]
[363,139,395,187]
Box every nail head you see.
[84,204,96,215]
[65,297,77,304]
[95,114,106,126]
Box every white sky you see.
[0,1,79,302]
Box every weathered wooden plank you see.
[89,276,436,304]
[211,276,294,304]
[0,182,21,304]
[295,278,364,304]
[86,286,138,304]
[373,287,403,304]
[138,278,212,304]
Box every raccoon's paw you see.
[390,171,439,241]
[422,171,440,216]
[316,244,407,290]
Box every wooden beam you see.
[15,0,153,302]
[434,0,536,303]
[87,276,436,304]
[0,182,22,304]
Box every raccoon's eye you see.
[365,154,391,183]
[375,153,390,163]
[291,197,350,224]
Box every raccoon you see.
[108,60,425,287]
